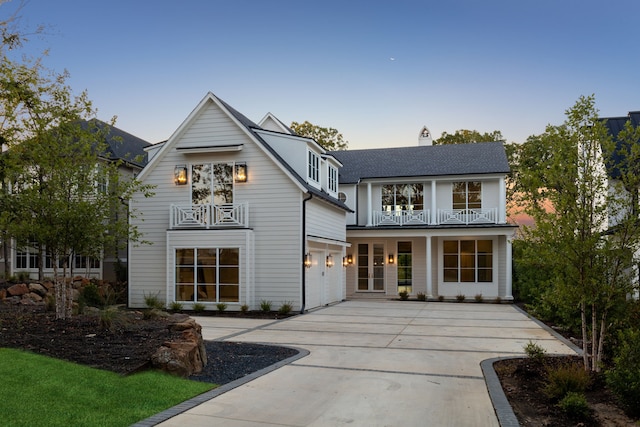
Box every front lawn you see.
[0,348,215,427]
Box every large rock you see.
[28,283,47,297]
[151,318,207,377]
[7,283,29,297]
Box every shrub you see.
[240,304,249,313]
[80,283,104,308]
[144,292,164,310]
[169,301,183,312]
[606,328,640,417]
[557,391,590,419]
[544,362,591,401]
[474,293,483,303]
[494,296,502,304]
[524,340,547,361]
[398,290,409,301]
[278,301,293,315]
[98,307,125,330]
[216,302,227,312]
[456,293,465,302]
[416,292,426,301]
[260,300,272,312]
[192,303,206,312]
[437,295,444,302]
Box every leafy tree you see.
[290,121,348,151]
[434,129,505,145]
[514,95,640,371]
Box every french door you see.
[357,243,385,291]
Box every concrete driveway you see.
[149,300,577,427]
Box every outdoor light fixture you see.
[388,254,395,264]
[235,163,247,183]
[346,254,353,265]
[174,165,188,185]
[304,252,312,268]
[326,254,334,268]
[342,256,349,267]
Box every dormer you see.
[418,126,433,146]
[258,113,294,134]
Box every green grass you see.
[0,348,215,427]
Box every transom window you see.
[328,165,338,193]
[443,240,492,282]
[452,181,481,210]
[175,247,239,303]
[192,163,234,205]
[308,151,320,184]
[382,184,423,212]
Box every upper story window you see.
[192,163,234,205]
[452,181,481,210]
[308,151,320,184]
[382,184,423,212]
[328,165,338,193]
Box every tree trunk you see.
[591,303,598,372]
[596,313,607,372]
[581,301,589,370]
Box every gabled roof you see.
[601,111,640,179]
[330,142,510,184]
[81,119,152,168]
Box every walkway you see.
[153,300,577,426]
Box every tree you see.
[434,129,505,145]
[515,95,640,371]
[290,121,348,151]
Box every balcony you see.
[371,208,499,227]
[170,203,249,229]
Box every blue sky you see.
[5,0,640,148]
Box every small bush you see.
[437,295,444,302]
[474,293,483,303]
[398,290,409,301]
[216,302,227,312]
[416,292,426,301]
[80,283,105,308]
[260,300,272,312]
[169,301,183,312]
[524,340,547,361]
[557,392,590,419]
[192,303,206,312]
[456,293,465,302]
[494,296,502,304]
[544,362,591,401]
[240,304,249,313]
[278,301,294,315]
[99,307,127,330]
[606,328,640,417]
[144,292,164,310]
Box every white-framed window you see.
[382,184,424,212]
[443,239,493,283]
[397,241,412,293]
[328,165,338,193]
[308,151,320,184]
[175,247,240,303]
[452,181,482,210]
[191,163,234,205]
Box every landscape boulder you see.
[7,283,29,297]
[151,317,207,377]
[28,283,47,297]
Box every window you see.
[16,250,28,269]
[192,163,234,205]
[328,165,338,193]
[74,255,100,269]
[452,181,481,210]
[175,248,239,303]
[397,241,412,293]
[308,151,320,183]
[382,184,423,212]
[443,240,493,282]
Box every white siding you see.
[306,199,347,243]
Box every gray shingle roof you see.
[82,120,152,168]
[330,142,510,184]
[601,112,640,179]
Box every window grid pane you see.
[442,240,492,284]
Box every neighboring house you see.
[129,93,516,310]
[331,130,517,301]
[0,120,151,282]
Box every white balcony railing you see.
[373,210,429,226]
[437,208,498,225]
[170,203,249,229]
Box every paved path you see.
[153,300,577,427]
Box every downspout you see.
[301,192,313,314]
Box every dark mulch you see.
[0,304,298,384]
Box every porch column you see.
[426,236,433,298]
[499,177,506,224]
[430,180,437,225]
[505,236,513,300]
[366,182,372,226]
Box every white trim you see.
[176,144,243,154]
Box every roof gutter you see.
[301,192,313,314]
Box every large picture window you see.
[382,184,423,212]
[452,181,481,210]
[175,247,240,303]
[443,240,492,283]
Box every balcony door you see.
[357,243,385,291]
[192,163,233,206]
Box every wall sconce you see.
[342,256,349,267]
[304,253,312,269]
[346,254,353,266]
[174,165,188,185]
[388,254,395,264]
[326,254,334,268]
[235,163,247,183]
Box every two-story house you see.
[128,93,516,311]
[331,130,517,301]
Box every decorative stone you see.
[151,317,207,377]
[28,283,47,297]
[0,288,6,300]
[7,283,29,297]
[25,292,43,302]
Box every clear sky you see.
[5,0,640,148]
